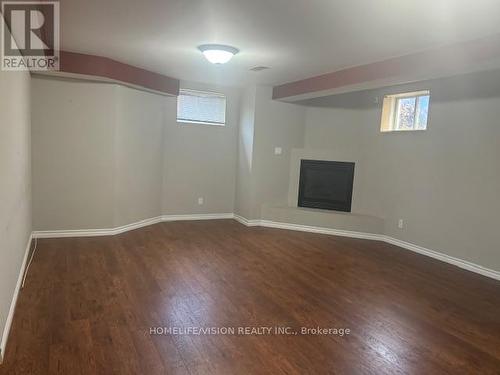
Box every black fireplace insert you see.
[298,159,355,212]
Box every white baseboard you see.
[233,214,260,227]
[234,216,500,281]
[0,233,33,364]
[33,216,164,238]
[30,213,500,281]
[382,236,500,281]
[162,213,234,222]
[32,213,235,239]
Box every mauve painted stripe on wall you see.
[60,51,180,96]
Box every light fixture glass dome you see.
[198,44,239,64]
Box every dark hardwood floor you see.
[1,220,500,374]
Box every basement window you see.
[380,90,430,132]
[177,89,226,126]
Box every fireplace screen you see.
[298,160,355,212]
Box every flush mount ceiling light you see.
[198,44,239,64]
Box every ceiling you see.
[60,0,500,87]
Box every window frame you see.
[176,88,227,127]
[380,90,430,133]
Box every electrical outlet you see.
[398,219,404,229]
[198,197,204,205]
[274,147,282,155]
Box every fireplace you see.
[298,160,355,212]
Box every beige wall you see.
[162,81,239,215]
[234,86,257,219]
[253,86,306,215]
[114,86,164,226]
[0,29,32,358]
[301,70,500,271]
[32,77,116,230]
[31,76,239,230]
[234,85,306,219]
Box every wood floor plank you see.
[1,220,500,374]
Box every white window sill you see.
[381,128,427,133]
[177,119,225,126]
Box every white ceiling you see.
[60,0,500,87]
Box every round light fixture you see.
[198,44,239,64]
